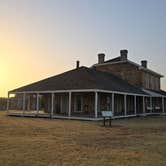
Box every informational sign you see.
[102,111,113,117]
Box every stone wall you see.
[142,72,160,90]
[96,62,160,91]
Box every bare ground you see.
[0,112,166,166]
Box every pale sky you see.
[0,0,166,97]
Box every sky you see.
[0,0,166,97]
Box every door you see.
[61,94,68,114]
[74,95,83,112]
[54,95,61,114]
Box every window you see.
[155,77,159,90]
[151,76,154,89]
[145,73,147,88]
[74,95,83,112]
[148,74,151,89]
[106,96,111,111]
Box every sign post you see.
[101,111,113,127]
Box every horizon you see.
[1,0,166,97]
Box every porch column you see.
[36,93,39,116]
[22,93,26,115]
[95,92,98,118]
[51,93,54,118]
[7,93,10,113]
[134,95,137,115]
[143,96,145,114]
[112,93,114,116]
[162,97,165,113]
[150,97,153,113]
[27,95,30,111]
[124,94,127,116]
[68,92,71,117]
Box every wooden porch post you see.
[162,97,165,113]
[143,96,145,114]
[23,93,26,116]
[36,93,39,116]
[134,95,137,115]
[124,94,127,116]
[68,92,71,117]
[7,93,10,113]
[112,93,114,116]
[150,97,153,113]
[27,95,30,111]
[51,93,54,118]
[95,92,98,118]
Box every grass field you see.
[0,112,166,166]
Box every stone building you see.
[7,50,166,120]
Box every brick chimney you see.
[98,53,105,64]
[120,49,128,61]
[141,60,147,68]
[76,60,80,69]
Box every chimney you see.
[141,60,147,68]
[76,60,80,69]
[98,53,105,64]
[120,49,128,61]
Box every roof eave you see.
[8,88,147,96]
[138,66,164,77]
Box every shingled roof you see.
[10,66,147,95]
[144,89,166,97]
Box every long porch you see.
[7,90,166,120]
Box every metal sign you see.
[102,111,113,117]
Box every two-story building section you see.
[7,50,166,120]
[94,50,162,91]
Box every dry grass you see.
[0,112,166,166]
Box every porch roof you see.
[142,89,166,97]
[10,67,147,95]
[158,90,166,97]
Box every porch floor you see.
[7,110,166,121]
